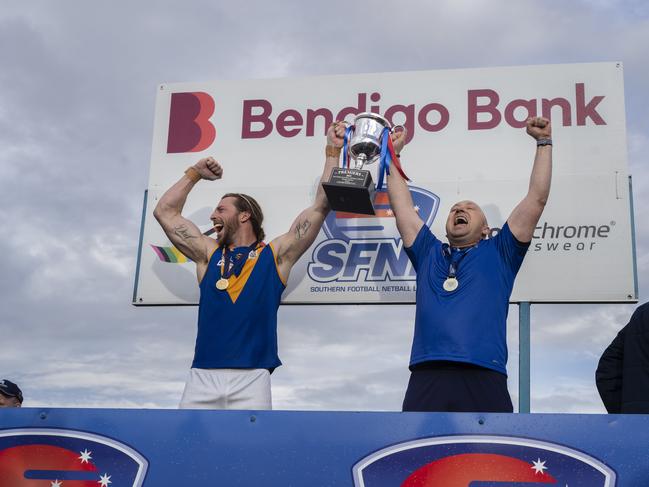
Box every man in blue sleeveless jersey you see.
[154,123,345,409]
[387,117,553,412]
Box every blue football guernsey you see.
[192,242,285,371]
[404,223,529,375]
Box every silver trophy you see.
[322,112,401,215]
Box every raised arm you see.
[386,129,423,247]
[507,117,553,242]
[271,122,343,280]
[153,157,222,280]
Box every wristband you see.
[536,138,553,147]
[326,145,341,158]
[184,166,201,183]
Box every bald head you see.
[445,200,490,248]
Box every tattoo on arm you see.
[294,220,312,240]
[173,224,197,241]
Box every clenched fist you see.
[390,127,408,155]
[326,121,347,149]
[526,116,552,140]
[193,157,223,181]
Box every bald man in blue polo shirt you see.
[388,117,553,412]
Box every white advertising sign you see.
[134,62,636,305]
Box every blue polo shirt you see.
[404,223,529,375]
[192,243,285,371]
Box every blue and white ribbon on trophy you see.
[341,120,410,189]
[341,124,355,169]
[376,127,393,191]
[376,128,411,190]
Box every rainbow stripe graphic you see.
[150,245,190,263]
[151,228,214,264]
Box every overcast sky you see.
[1,0,648,413]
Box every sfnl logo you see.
[308,187,439,284]
[353,435,616,486]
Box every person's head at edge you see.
[0,379,23,407]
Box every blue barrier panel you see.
[0,408,647,486]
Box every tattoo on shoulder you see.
[173,224,197,241]
[294,220,312,240]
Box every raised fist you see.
[391,127,408,155]
[326,120,347,149]
[193,157,223,181]
[526,116,552,140]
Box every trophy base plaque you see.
[322,167,376,215]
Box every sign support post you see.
[519,301,531,413]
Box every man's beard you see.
[217,217,240,247]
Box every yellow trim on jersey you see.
[225,242,267,303]
[268,242,287,286]
[208,245,219,262]
[198,245,220,286]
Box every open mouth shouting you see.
[210,219,225,238]
[453,213,469,228]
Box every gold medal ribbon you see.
[216,241,260,291]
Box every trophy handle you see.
[391,124,405,134]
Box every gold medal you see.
[216,278,230,291]
[443,277,459,292]
[248,250,257,259]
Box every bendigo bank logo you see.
[308,187,439,283]
[167,92,216,153]
[0,429,148,487]
[352,435,616,487]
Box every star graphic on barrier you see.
[51,481,62,487]
[98,473,112,486]
[531,458,548,474]
[386,209,394,216]
[79,449,92,463]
